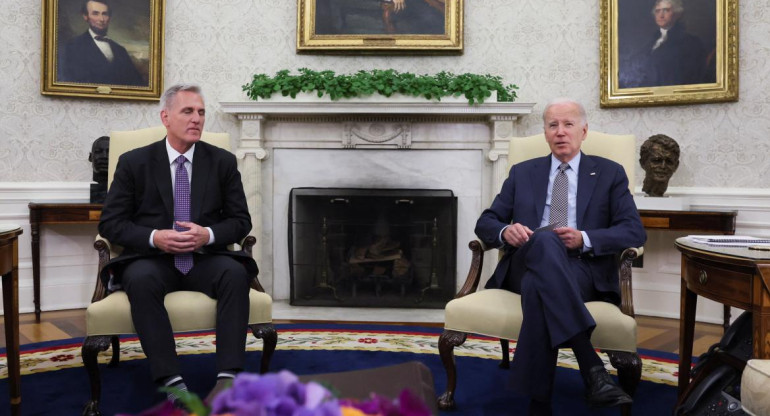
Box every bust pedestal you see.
[634,195,689,211]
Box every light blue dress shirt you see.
[499,153,593,251]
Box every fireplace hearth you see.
[289,188,457,308]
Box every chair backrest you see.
[507,131,636,193]
[107,125,230,190]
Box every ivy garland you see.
[242,68,518,104]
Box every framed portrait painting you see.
[297,0,463,53]
[600,0,738,108]
[41,0,165,101]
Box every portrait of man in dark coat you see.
[618,0,716,89]
[57,0,146,86]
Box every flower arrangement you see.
[126,370,431,416]
[242,68,518,104]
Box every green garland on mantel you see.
[242,68,518,104]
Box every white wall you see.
[1,0,769,320]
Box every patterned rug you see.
[2,325,679,385]
[0,323,681,415]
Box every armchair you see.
[81,126,277,416]
[437,132,643,414]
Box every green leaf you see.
[159,387,209,416]
[241,69,518,104]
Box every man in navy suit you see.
[58,0,144,86]
[475,98,646,415]
[98,84,255,405]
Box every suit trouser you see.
[504,232,600,401]
[121,254,250,382]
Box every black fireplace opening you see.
[289,187,457,308]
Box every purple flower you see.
[339,389,430,416]
[210,370,342,416]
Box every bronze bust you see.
[88,136,109,203]
[640,134,680,197]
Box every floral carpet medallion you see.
[0,328,679,386]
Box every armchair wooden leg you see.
[606,350,642,416]
[249,323,277,374]
[437,329,467,411]
[499,339,511,369]
[107,335,120,367]
[81,335,113,416]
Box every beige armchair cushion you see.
[742,359,770,415]
[86,290,272,336]
[443,289,637,353]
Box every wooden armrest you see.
[617,246,643,317]
[454,240,488,299]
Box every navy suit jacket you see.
[475,152,646,302]
[58,31,145,86]
[98,139,257,286]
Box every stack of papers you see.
[687,235,770,247]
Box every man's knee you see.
[122,260,170,296]
[527,231,562,249]
[214,258,250,290]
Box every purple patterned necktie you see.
[174,155,193,274]
[549,163,569,228]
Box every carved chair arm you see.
[618,246,643,317]
[92,235,116,303]
[241,235,267,292]
[454,240,493,299]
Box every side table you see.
[28,202,102,322]
[639,209,737,330]
[674,237,770,402]
[0,224,23,416]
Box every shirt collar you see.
[550,152,581,174]
[88,28,107,41]
[166,138,195,165]
[659,27,668,37]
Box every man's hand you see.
[502,223,533,248]
[153,222,210,253]
[393,0,405,12]
[554,227,583,250]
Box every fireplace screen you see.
[289,188,457,308]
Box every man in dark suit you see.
[620,0,710,88]
[58,0,144,86]
[98,84,256,405]
[475,98,646,415]
[641,0,708,87]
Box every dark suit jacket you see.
[641,22,708,87]
[475,153,646,302]
[98,139,257,286]
[58,31,145,86]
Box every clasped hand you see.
[502,223,584,250]
[153,221,209,254]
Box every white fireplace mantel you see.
[220,100,535,299]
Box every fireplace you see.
[219,100,534,307]
[289,188,457,308]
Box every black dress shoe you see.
[583,366,633,408]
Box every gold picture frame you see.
[600,0,738,108]
[41,0,165,101]
[297,0,463,54]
